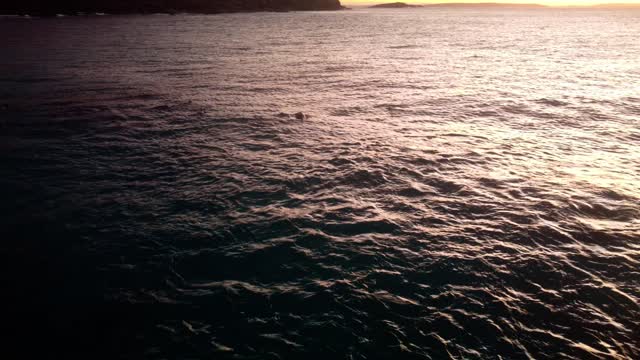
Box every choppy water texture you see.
[1,8,640,359]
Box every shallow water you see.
[1,8,639,359]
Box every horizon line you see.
[343,1,640,7]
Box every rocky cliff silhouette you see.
[1,0,344,15]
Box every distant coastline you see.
[418,2,546,8]
[365,2,640,10]
[0,0,345,17]
[589,2,640,7]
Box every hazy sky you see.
[343,0,640,5]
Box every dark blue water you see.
[1,9,639,359]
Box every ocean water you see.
[1,8,639,359]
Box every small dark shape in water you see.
[536,98,569,107]
[295,112,308,120]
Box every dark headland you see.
[0,0,345,16]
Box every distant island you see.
[0,0,345,16]
[370,2,423,8]
[370,2,546,9]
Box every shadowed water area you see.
[1,8,639,359]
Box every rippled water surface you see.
[1,8,639,359]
